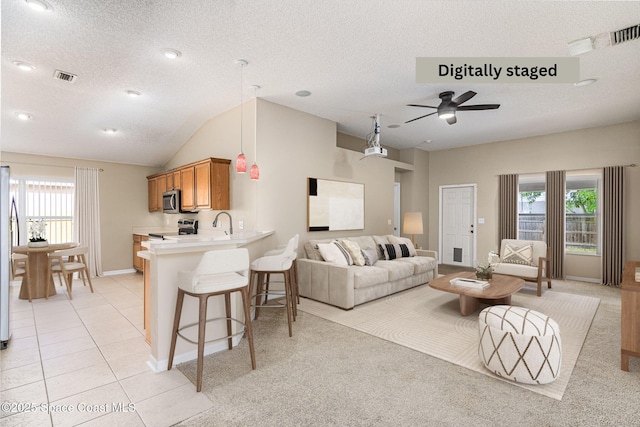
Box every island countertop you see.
[138,229,274,373]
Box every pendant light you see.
[235,59,248,173]
[249,84,260,181]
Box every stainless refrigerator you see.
[1,166,11,349]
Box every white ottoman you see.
[478,305,562,384]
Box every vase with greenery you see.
[28,219,48,247]
[475,260,495,280]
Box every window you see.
[565,171,601,255]
[10,177,74,245]
[518,174,546,241]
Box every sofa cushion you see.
[388,236,418,257]
[502,242,534,266]
[317,241,352,266]
[304,241,324,260]
[352,266,389,289]
[379,243,411,260]
[349,236,377,251]
[493,262,539,279]
[341,239,365,266]
[361,248,379,266]
[374,260,415,281]
[372,235,392,258]
[396,256,438,275]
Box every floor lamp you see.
[403,212,423,249]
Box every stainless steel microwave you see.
[162,190,181,214]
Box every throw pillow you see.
[361,248,379,266]
[341,239,365,266]
[317,240,353,266]
[502,242,534,266]
[379,243,411,260]
[388,236,417,256]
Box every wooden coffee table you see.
[429,272,525,316]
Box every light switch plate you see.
[239,220,244,230]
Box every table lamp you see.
[403,212,423,249]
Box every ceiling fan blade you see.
[407,104,438,109]
[457,104,501,111]
[452,91,476,105]
[446,115,457,125]
[405,112,437,123]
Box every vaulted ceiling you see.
[2,0,639,166]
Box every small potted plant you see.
[475,253,499,280]
[28,219,48,247]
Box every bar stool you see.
[12,253,32,302]
[168,248,256,392]
[250,235,297,337]
[263,234,300,306]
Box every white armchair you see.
[490,239,551,297]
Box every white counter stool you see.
[250,235,297,337]
[168,248,256,392]
[49,246,94,300]
[12,253,32,302]
[263,234,300,307]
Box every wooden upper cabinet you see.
[148,158,230,213]
[180,167,196,211]
[148,177,158,212]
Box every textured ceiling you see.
[2,0,640,166]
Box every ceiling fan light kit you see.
[406,90,500,125]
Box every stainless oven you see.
[162,190,180,214]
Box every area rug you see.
[298,285,600,400]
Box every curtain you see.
[498,174,518,242]
[602,166,625,286]
[546,170,565,279]
[74,167,103,277]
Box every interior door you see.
[441,185,475,267]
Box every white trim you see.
[438,183,477,267]
[565,275,601,284]
[147,335,242,373]
[102,268,137,276]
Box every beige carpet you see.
[298,284,600,400]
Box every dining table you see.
[12,242,79,300]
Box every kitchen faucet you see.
[212,211,233,235]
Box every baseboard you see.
[102,268,137,276]
[565,275,601,284]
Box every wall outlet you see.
[387,219,392,225]
[165,218,170,225]
[239,220,244,230]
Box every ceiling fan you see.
[405,91,500,125]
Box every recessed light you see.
[25,0,52,12]
[16,112,33,120]
[162,48,181,59]
[387,124,400,129]
[574,78,597,87]
[295,90,311,97]
[103,128,118,134]
[125,90,141,97]
[13,61,36,71]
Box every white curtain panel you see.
[74,167,103,277]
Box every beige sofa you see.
[298,235,438,309]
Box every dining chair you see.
[49,246,94,299]
[11,253,33,302]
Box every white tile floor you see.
[0,273,213,426]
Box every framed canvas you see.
[307,177,364,231]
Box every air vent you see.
[610,23,640,46]
[53,69,78,83]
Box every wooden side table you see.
[621,261,640,371]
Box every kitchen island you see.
[138,230,274,372]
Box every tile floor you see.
[0,273,212,426]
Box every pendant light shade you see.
[250,162,259,181]
[236,153,246,173]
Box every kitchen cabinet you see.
[167,170,180,190]
[147,176,159,212]
[133,234,149,272]
[621,261,640,371]
[181,158,230,211]
[148,157,230,213]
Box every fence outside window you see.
[518,213,597,254]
